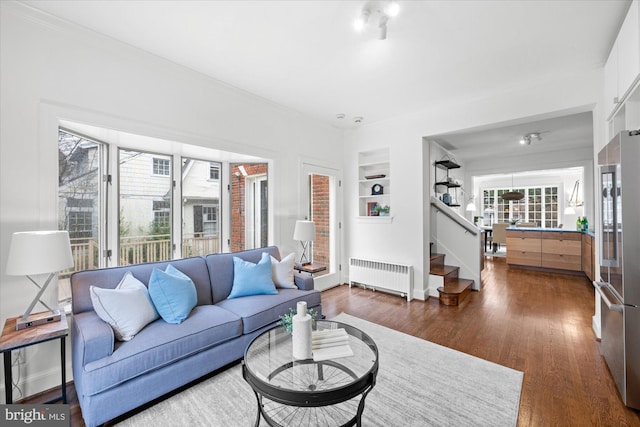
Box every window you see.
[68,211,93,239]
[202,205,218,236]
[153,200,171,229]
[209,163,220,180]
[58,129,104,277]
[482,186,559,228]
[153,157,170,176]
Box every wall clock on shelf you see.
[371,184,384,195]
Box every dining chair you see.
[491,223,508,252]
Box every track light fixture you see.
[354,1,400,40]
[519,132,542,145]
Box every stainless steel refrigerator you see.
[595,129,640,410]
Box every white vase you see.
[292,301,312,360]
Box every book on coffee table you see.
[312,328,353,361]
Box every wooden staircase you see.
[430,252,474,306]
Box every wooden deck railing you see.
[61,235,220,275]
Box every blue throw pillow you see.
[148,265,197,324]
[228,252,278,299]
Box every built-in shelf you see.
[358,148,390,218]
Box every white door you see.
[301,163,342,291]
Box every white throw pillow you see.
[270,252,297,289]
[90,271,159,341]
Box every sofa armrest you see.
[294,272,315,291]
[72,311,114,366]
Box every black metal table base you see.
[244,360,376,427]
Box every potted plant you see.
[277,307,318,333]
[374,204,390,216]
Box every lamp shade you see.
[6,231,74,276]
[465,202,477,212]
[502,191,525,201]
[293,220,316,242]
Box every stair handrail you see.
[430,196,478,236]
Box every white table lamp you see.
[293,220,316,267]
[6,231,74,330]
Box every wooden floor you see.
[23,257,640,426]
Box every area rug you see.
[116,313,523,427]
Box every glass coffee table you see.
[242,320,378,427]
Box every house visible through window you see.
[153,200,170,229]
[202,205,218,236]
[68,211,93,240]
[209,163,220,180]
[153,157,170,176]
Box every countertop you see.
[506,226,595,237]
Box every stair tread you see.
[437,278,473,294]
[430,253,445,260]
[430,264,459,276]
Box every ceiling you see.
[431,111,594,163]
[22,0,629,131]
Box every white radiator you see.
[349,258,413,301]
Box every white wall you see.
[344,68,605,302]
[0,2,342,399]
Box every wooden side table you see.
[0,312,69,404]
[294,263,327,276]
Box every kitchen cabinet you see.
[618,0,640,101]
[506,230,541,267]
[604,0,640,119]
[582,233,595,281]
[507,229,592,276]
[541,231,582,271]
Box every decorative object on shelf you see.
[6,230,74,330]
[367,202,379,216]
[371,183,384,195]
[292,301,313,360]
[293,220,316,267]
[442,193,452,205]
[277,305,318,334]
[365,174,386,180]
[502,174,525,201]
[374,204,390,216]
[564,179,583,215]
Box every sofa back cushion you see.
[205,246,280,304]
[71,256,212,314]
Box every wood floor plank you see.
[20,257,640,426]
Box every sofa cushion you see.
[205,246,281,303]
[216,288,321,334]
[227,252,278,299]
[81,305,242,396]
[72,257,213,315]
[90,271,159,341]
[149,266,197,324]
[270,253,297,289]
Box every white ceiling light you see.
[519,132,542,145]
[385,1,400,17]
[354,1,400,40]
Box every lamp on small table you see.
[293,220,315,267]
[6,231,74,330]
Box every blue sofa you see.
[70,246,322,427]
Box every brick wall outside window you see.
[311,174,330,275]
[230,163,268,252]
